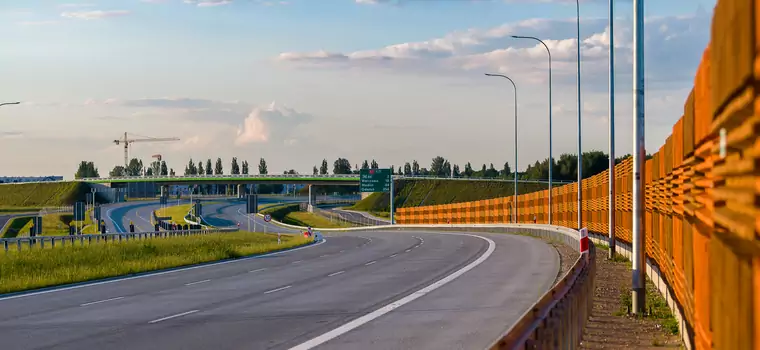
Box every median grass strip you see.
[155,204,193,225]
[6,211,97,238]
[0,231,311,294]
[284,211,352,229]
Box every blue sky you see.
[0,0,716,177]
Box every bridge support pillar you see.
[237,184,245,199]
[160,185,167,198]
[307,185,315,213]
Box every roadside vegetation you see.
[261,203,350,229]
[0,231,311,294]
[0,182,90,207]
[155,204,193,225]
[2,211,96,238]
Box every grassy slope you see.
[0,232,311,294]
[0,182,90,208]
[261,203,350,228]
[351,179,547,213]
[155,204,192,225]
[4,211,96,238]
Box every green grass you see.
[0,231,311,294]
[0,182,91,207]
[155,204,192,225]
[350,179,548,213]
[0,207,44,214]
[283,211,352,228]
[617,278,679,335]
[1,217,33,238]
[4,211,97,238]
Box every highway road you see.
[0,229,559,350]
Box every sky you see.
[0,0,716,178]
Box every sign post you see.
[360,168,393,225]
[579,227,589,261]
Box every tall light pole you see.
[576,0,583,230]
[511,35,552,224]
[485,73,518,223]
[608,0,617,259]
[632,0,646,315]
[0,102,20,108]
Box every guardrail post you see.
[40,238,45,249]
[3,240,7,253]
[80,236,84,246]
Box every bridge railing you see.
[1,227,239,253]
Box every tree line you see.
[75,151,647,186]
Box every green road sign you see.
[360,168,391,192]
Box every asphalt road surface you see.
[0,229,558,350]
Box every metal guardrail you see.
[491,244,596,349]
[1,227,239,253]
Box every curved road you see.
[0,200,560,349]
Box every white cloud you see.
[276,12,709,89]
[184,0,233,6]
[58,3,96,8]
[0,131,23,139]
[235,102,314,146]
[61,10,130,19]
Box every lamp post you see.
[485,73,518,223]
[576,0,583,230]
[511,35,552,224]
[632,0,647,316]
[608,0,617,259]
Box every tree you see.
[125,158,143,176]
[109,166,126,177]
[205,159,213,175]
[215,158,223,175]
[430,156,446,177]
[397,166,403,175]
[442,161,451,177]
[146,168,154,176]
[464,162,473,177]
[480,164,487,177]
[170,168,176,176]
[160,161,168,176]
[390,165,395,175]
[370,159,379,169]
[412,160,420,175]
[319,159,329,175]
[258,158,268,175]
[361,160,370,170]
[197,161,204,175]
[231,157,240,175]
[313,166,318,175]
[150,161,161,176]
[333,158,352,174]
[285,169,297,174]
[403,162,412,176]
[453,164,461,177]
[485,163,499,178]
[184,158,197,175]
[74,161,99,179]
[502,162,512,178]
[242,160,249,175]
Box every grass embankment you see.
[351,179,548,213]
[0,232,311,294]
[0,207,43,214]
[0,182,90,207]
[2,211,96,238]
[155,204,193,225]
[261,204,351,229]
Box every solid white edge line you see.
[148,309,200,324]
[327,271,345,277]
[80,296,124,307]
[0,239,327,302]
[184,279,211,286]
[364,261,376,266]
[264,285,292,294]
[249,268,267,273]
[288,233,496,350]
[292,260,303,264]
[405,249,411,252]
[389,254,397,258]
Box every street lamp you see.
[511,35,553,224]
[0,102,20,108]
[485,73,518,223]
[576,0,583,230]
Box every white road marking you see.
[80,296,124,307]
[149,310,200,324]
[264,285,292,294]
[327,271,345,277]
[184,279,211,286]
[339,250,345,253]
[320,255,330,258]
[292,260,303,264]
[364,261,376,266]
[405,249,411,253]
[0,238,326,302]
[288,234,496,350]
[389,254,397,258]
[249,268,267,273]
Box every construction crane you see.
[114,133,179,168]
